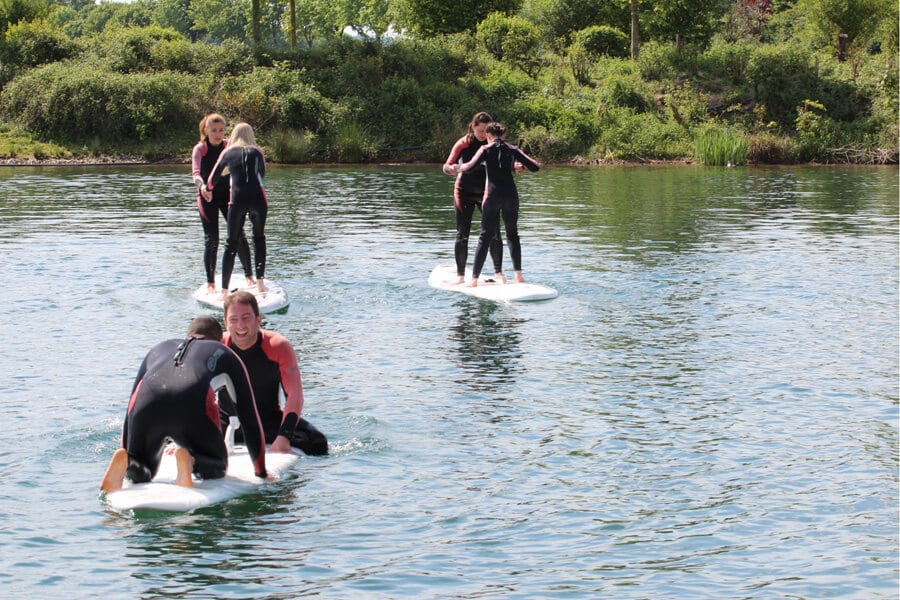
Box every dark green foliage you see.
[572,25,629,59]
[1,60,197,142]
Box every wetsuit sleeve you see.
[191,142,206,188]
[457,144,486,173]
[207,147,232,190]
[512,144,541,172]
[264,331,304,437]
[223,348,268,478]
[442,137,468,175]
[257,147,266,179]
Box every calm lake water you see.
[0,164,896,598]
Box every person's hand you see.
[201,184,213,202]
[270,435,293,453]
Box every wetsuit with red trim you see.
[191,140,252,285]
[443,134,503,277]
[222,329,328,455]
[457,139,540,279]
[208,144,267,291]
[120,337,268,483]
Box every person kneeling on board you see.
[222,291,329,456]
[100,316,268,493]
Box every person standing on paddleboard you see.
[451,122,540,287]
[442,111,505,285]
[191,113,255,295]
[207,123,268,301]
[99,316,269,493]
[222,291,328,456]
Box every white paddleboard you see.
[102,445,299,512]
[193,274,289,314]
[428,263,558,303]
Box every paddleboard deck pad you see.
[102,445,299,512]
[193,274,289,313]
[428,263,557,303]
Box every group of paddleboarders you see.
[442,112,541,287]
[101,111,538,494]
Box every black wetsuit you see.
[121,338,268,483]
[192,140,253,285]
[445,135,504,277]
[208,145,268,291]
[458,140,540,279]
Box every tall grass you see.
[694,128,749,166]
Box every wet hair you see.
[199,113,226,143]
[486,122,506,138]
[228,123,257,148]
[187,316,223,341]
[223,290,260,318]
[467,111,493,144]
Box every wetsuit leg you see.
[199,200,221,285]
[247,200,268,280]
[502,196,522,271]
[290,418,328,456]
[124,403,174,484]
[454,194,477,277]
[472,199,501,279]
[174,419,228,480]
[222,203,249,290]
[224,203,254,279]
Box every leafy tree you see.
[644,0,728,50]
[152,0,195,41]
[0,0,50,33]
[477,11,542,76]
[393,0,520,36]
[519,0,629,45]
[804,0,886,61]
[190,0,248,43]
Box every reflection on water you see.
[448,299,525,391]
[0,164,896,599]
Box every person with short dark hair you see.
[99,317,268,493]
[222,291,328,456]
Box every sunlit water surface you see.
[0,164,896,598]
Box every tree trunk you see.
[251,0,261,47]
[289,0,297,50]
[630,0,640,59]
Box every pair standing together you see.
[443,112,541,287]
[192,114,268,301]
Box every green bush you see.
[149,38,252,76]
[92,25,184,73]
[265,127,318,163]
[701,39,754,84]
[506,95,600,157]
[1,61,197,142]
[572,25,629,59]
[595,106,691,159]
[746,44,816,127]
[3,18,77,69]
[598,76,649,112]
[476,12,542,75]
[636,41,680,81]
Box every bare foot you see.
[100,448,128,493]
[206,283,216,295]
[451,276,464,285]
[174,447,195,488]
[514,271,525,283]
[245,275,256,287]
[217,289,229,301]
[256,278,266,293]
[464,279,478,288]
[494,272,506,284]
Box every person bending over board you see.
[442,111,505,285]
[207,122,268,301]
[453,122,540,287]
[191,113,255,295]
[222,291,328,456]
[99,316,268,493]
